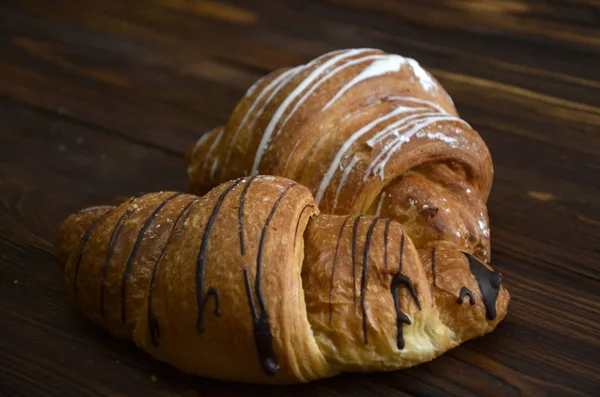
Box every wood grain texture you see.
[0,0,599,396]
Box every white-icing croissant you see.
[186,48,494,261]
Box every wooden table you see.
[1,1,599,396]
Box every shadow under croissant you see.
[82,322,514,397]
[62,268,511,392]
[68,292,542,396]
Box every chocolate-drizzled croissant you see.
[185,48,493,261]
[56,176,508,384]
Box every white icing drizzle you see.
[244,74,267,98]
[371,116,470,179]
[236,52,347,167]
[190,130,213,160]
[365,94,459,148]
[282,139,302,171]
[365,109,437,148]
[277,53,387,137]
[251,49,370,175]
[210,157,219,180]
[407,59,436,92]
[306,96,409,163]
[386,96,449,115]
[225,68,300,166]
[323,55,407,111]
[201,128,224,179]
[315,105,413,204]
[375,193,385,216]
[333,155,360,210]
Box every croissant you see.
[185,48,493,261]
[56,176,508,384]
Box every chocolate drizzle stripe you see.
[196,179,243,332]
[73,209,113,299]
[351,215,364,310]
[390,231,422,350]
[238,176,257,256]
[329,215,352,323]
[256,185,297,313]
[462,252,503,320]
[100,208,133,321]
[383,218,391,270]
[147,199,196,347]
[390,273,421,350]
[458,287,475,306]
[429,247,437,305]
[244,183,296,377]
[361,217,381,344]
[293,204,315,248]
[121,193,182,324]
[243,266,259,319]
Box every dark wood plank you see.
[1,0,599,396]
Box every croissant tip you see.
[55,205,113,269]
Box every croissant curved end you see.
[56,205,113,270]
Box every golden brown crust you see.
[58,193,197,338]
[56,176,508,384]
[185,48,494,261]
[417,248,509,340]
[377,162,491,260]
[132,177,331,383]
[303,214,443,371]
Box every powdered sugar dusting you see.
[415,131,458,147]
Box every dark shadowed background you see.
[1,1,599,396]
